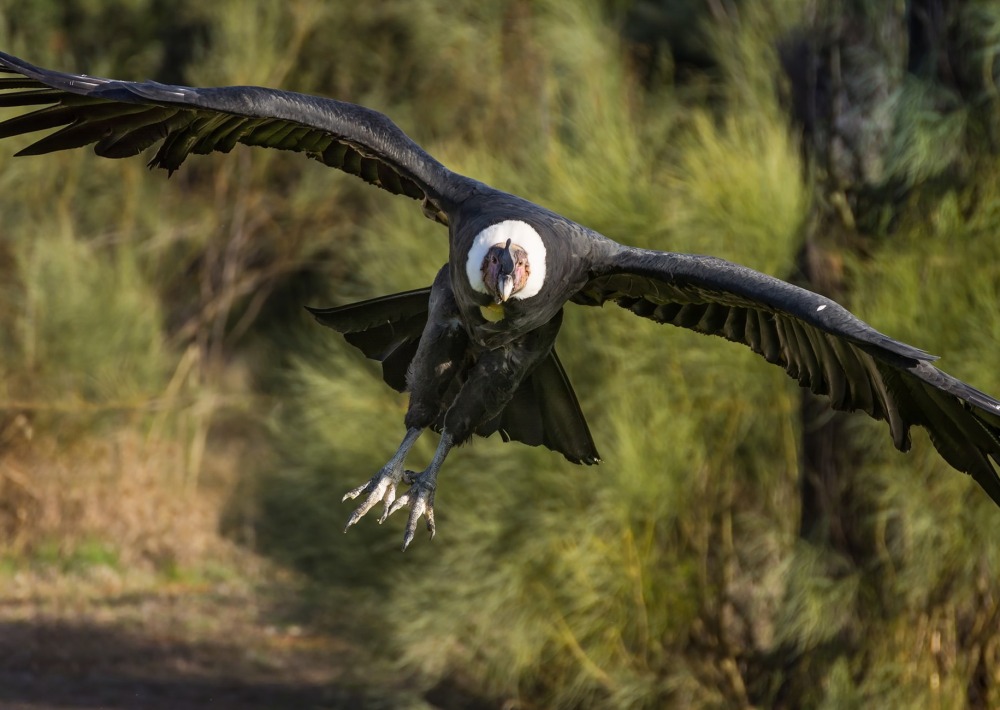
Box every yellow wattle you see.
[479,303,505,322]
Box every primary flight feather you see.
[2,51,999,549]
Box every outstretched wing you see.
[308,289,601,465]
[0,51,475,224]
[574,245,1000,506]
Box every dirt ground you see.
[0,423,442,708]
[0,561,428,710]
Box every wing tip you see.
[565,451,602,466]
[971,459,1000,510]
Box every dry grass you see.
[0,408,412,709]
[0,423,240,573]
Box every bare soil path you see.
[0,563,420,710]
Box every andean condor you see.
[2,51,999,550]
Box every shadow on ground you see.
[0,620,358,710]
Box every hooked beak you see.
[497,274,514,303]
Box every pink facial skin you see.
[481,240,530,304]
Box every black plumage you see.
[2,51,999,549]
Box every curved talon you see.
[342,467,404,532]
[388,473,437,551]
[342,478,385,504]
[343,429,450,550]
[425,506,436,539]
[342,428,423,533]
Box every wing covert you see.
[574,246,1000,506]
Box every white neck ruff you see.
[465,220,546,300]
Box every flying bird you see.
[2,51,1000,550]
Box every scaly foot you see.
[342,465,404,530]
[383,431,454,550]
[342,427,422,532]
[387,469,437,550]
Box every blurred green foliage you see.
[2,0,1000,707]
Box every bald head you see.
[482,238,530,304]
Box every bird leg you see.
[342,427,423,531]
[386,431,454,550]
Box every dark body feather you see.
[307,288,600,464]
[2,50,999,533]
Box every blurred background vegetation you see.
[2,0,1000,707]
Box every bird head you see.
[481,238,530,304]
